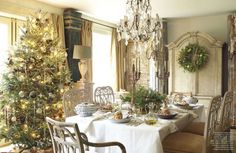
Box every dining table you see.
[66,104,204,153]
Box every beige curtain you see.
[81,21,92,82]
[49,13,65,48]
[111,28,126,91]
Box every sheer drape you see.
[81,21,92,82]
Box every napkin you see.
[80,112,112,132]
[158,119,178,133]
[169,104,199,119]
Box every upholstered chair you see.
[46,117,126,153]
[162,95,222,153]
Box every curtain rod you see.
[80,14,117,29]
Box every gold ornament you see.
[11,116,17,122]
[36,108,42,114]
[19,91,25,98]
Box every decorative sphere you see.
[18,75,25,81]
[36,75,41,80]
[49,93,54,98]
[8,73,14,79]
[29,91,37,98]
[11,116,17,122]
[19,91,25,98]
[36,108,42,114]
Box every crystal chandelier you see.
[117,0,162,48]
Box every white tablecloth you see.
[66,104,204,153]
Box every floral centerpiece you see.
[120,86,166,112]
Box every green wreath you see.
[178,43,209,72]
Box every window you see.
[149,58,157,90]
[0,16,24,85]
[0,17,11,84]
[92,24,112,89]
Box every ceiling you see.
[37,0,236,24]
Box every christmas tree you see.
[0,11,70,149]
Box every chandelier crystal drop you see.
[117,0,162,48]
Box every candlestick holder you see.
[130,63,141,106]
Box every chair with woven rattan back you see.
[218,91,233,132]
[162,95,222,153]
[94,86,115,105]
[182,91,233,136]
[46,117,126,153]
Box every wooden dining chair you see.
[46,117,126,153]
[162,95,222,153]
[218,91,233,132]
[182,91,233,136]
[94,86,115,104]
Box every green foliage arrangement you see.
[178,43,209,72]
[120,86,166,108]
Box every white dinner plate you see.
[109,117,131,123]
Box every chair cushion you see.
[182,122,205,136]
[162,132,203,153]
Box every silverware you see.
[126,119,143,126]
